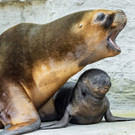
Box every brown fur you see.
[0,9,127,134]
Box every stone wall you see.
[0,0,135,112]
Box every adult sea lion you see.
[40,69,135,129]
[0,9,127,134]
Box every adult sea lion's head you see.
[71,9,127,67]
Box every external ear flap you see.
[75,79,88,99]
[77,77,88,90]
[82,77,87,83]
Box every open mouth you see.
[107,23,126,52]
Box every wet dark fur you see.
[54,82,76,120]
[40,69,135,130]
[54,69,110,122]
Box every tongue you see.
[109,38,121,50]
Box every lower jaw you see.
[107,43,121,53]
[94,94,105,99]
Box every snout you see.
[105,78,111,87]
[112,10,127,28]
[101,78,111,87]
[99,78,111,93]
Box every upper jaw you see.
[107,10,127,52]
[107,21,126,52]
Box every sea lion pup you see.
[0,9,127,134]
[40,69,135,129]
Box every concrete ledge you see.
[0,112,135,134]
[24,121,135,135]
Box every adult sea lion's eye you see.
[96,13,105,21]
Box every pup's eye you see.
[96,13,105,21]
[82,91,86,97]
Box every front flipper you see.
[104,108,135,122]
[0,80,41,135]
[40,110,71,130]
[0,120,41,135]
